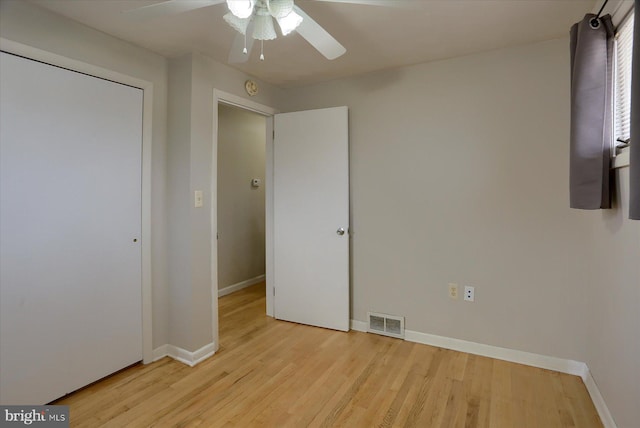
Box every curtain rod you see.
[590,0,610,28]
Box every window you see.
[614,10,634,151]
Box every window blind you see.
[615,11,634,144]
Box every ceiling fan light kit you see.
[253,8,278,40]
[267,0,294,18]
[276,10,303,36]
[126,0,351,63]
[227,0,255,19]
[225,0,302,59]
[223,13,250,35]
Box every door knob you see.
[337,228,345,236]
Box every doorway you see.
[212,90,276,351]
[217,104,267,343]
[211,92,350,350]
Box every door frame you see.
[1,38,155,364]
[211,89,277,346]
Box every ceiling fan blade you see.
[311,0,413,7]
[123,0,226,19]
[228,25,255,63]
[293,6,346,60]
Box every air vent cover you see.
[367,312,405,339]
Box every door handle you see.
[337,228,345,236]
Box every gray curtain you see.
[570,14,614,209]
[630,2,640,219]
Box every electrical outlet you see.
[464,286,475,302]
[448,283,458,300]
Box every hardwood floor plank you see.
[377,345,434,427]
[409,350,454,427]
[56,282,602,427]
[488,360,514,428]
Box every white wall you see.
[280,38,592,362]
[166,52,281,351]
[582,166,640,428]
[0,0,170,348]
[166,56,196,351]
[217,104,266,289]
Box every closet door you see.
[0,52,143,405]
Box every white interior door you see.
[0,52,143,405]
[273,106,349,331]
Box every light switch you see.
[194,190,203,208]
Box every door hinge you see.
[273,287,275,296]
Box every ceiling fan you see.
[125,0,404,63]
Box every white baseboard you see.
[152,344,170,362]
[218,274,265,297]
[350,319,368,332]
[582,369,617,428]
[151,342,216,367]
[404,329,587,377]
[350,319,615,427]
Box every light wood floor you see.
[57,282,602,427]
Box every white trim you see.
[404,329,587,376]
[215,90,277,116]
[597,0,635,27]
[264,116,275,318]
[211,97,220,354]
[615,6,635,30]
[352,318,586,375]
[583,369,618,428]
[152,344,170,362]
[168,343,217,367]
[211,89,278,351]
[218,274,266,297]
[1,38,155,365]
[152,343,217,367]
[350,319,368,332]
[613,147,630,169]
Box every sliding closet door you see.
[0,52,143,405]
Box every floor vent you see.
[367,312,405,339]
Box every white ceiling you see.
[30,0,597,88]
